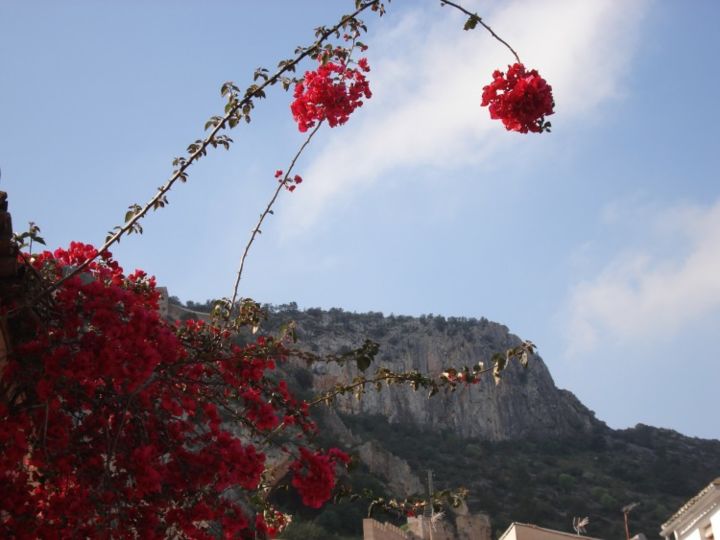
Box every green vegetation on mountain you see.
[340,413,720,538]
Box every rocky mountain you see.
[168,299,720,539]
[260,304,600,442]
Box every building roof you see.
[661,477,720,532]
[499,522,603,540]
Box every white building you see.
[661,478,720,540]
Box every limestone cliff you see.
[266,307,600,441]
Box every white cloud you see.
[279,0,649,235]
[564,198,720,354]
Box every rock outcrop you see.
[271,308,601,441]
[356,439,423,497]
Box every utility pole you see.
[623,502,639,540]
[425,470,434,540]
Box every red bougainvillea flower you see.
[290,59,372,132]
[273,170,303,192]
[286,174,302,192]
[290,447,350,509]
[481,63,554,133]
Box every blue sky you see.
[2,1,718,439]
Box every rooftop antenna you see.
[573,516,590,536]
[422,470,445,540]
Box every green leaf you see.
[463,15,479,31]
[356,354,371,372]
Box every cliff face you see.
[266,307,601,441]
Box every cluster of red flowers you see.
[290,57,372,133]
[0,243,348,538]
[481,62,554,133]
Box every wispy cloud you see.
[563,198,720,355]
[279,0,648,235]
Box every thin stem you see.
[440,0,522,64]
[229,32,365,315]
[42,401,49,461]
[17,251,52,292]
[306,364,494,408]
[228,122,323,314]
[307,373,428,408]
[103,373,156,485]
[26,0,381,309]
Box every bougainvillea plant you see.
[0,243,326,538]
[1,0,546,537]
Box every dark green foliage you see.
[341,414,720,539]
[279,521,335,540]
[179,312,199,322]
[185,299,217,313]
[273,458,395,540]
[557,473,576,492]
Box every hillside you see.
[168,299,720,539]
